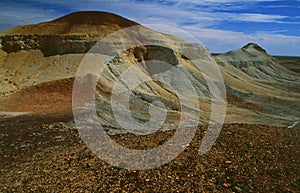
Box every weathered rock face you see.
[69,25,222,134]
[0,35,101,56]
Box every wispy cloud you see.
[0,0,295,28]
[0,0,63,28]
[238,13,289,23]
[0,0,299,56]
[181,25,300,56]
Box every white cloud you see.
[169,0,281,7]
[238,13,289,23]
[0,0,292,29]
[0,1,61,29]
[181,25,300,56]
[167,0,279,3]
[0,0,299,56]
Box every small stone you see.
[234,186,243,192]
[49,124,54,130]
[223,183,231,188]
[227,131,232,135]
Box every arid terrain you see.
[0,11,299,192]
[275,56,300,73]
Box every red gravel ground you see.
[0,112,299,192]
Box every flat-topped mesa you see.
[0,11,141,56]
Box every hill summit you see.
[242,42,267,54]
[0,11,139,35]
[53,11,139,27]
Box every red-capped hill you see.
[52,11,139,28]
[0,11,140,35]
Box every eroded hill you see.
[0,11,299,131]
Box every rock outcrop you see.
[0,35,100,56]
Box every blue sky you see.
[0,0,299,56]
